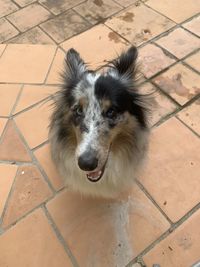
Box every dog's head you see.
[54,47,150,182]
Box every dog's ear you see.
[109,46,138,82]
[62,48,87,85]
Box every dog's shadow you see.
[48,185,168,267]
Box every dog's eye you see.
[106,108,117,119]
[74,105,83,116]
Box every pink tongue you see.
[87,171,99,179]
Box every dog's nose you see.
[78,151,98,171]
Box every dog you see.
[49,46,151,198]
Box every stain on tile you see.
[74,0,122,25]
[108,31,121,43]
[119,11,134,22]
[105,4,175,45]
[154,63,200,105]
[155,74,200,101]
[61,24,128,69]
[93,0,103,6]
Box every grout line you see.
[0,166,19,227]
[43,46,59,83]
[126,200,200,266]
[0,118,10,146]
[0,44,8,58]
[32,139,50,151]
[135,180,173,224]
[42,205,80,267]
[5,16,22,33]
[144,2,200,26]
[10,0,22,9]
[5,4,55,36]
[176,116,200,138]
[12,92,55,118]
[0,187,66,234]
[38,0,87,16]
[12,119,56,193]
[180,24,200,39]
[10,84,24,116]
[37,25,57,44]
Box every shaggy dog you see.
[49,46,151,198]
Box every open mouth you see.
[84,148,110,183]
[86,166,105,183]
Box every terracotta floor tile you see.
[0,118,7,137]
[0,18,19,43]
[146,0,200,23]
[114,0,139,7]
[0,84,21,116]
[0,0,18,18]
[14,0,35,7]
[156,28,200,59]
[41,10,91,43]
[15,100,52,149]
[139,117,200,222]
[153,63,200,105]
[0,164,17,217]
[0,44,56,83]
[184,51,200,73]
[14,85,58,114]
[144,209,200,267]
[40,0,85,15]
[140,82,177,125]
[105,3,175,46]
[183,15,200,37]
[2,165,52,227]
[45,48,65,84]
[177,99,200,136]
[34,143,64,191]
[0,121,31,162]
[74,0,122,25]
[0,44,6,56]
[7,3,51,32]
[47,186,169,266]
[138,44,175,78]
[0,209,73,267]
[8,27,55,44]
[61,24,128,69]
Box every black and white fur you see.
[49,46,151,198]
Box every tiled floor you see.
[0,0,199,266]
